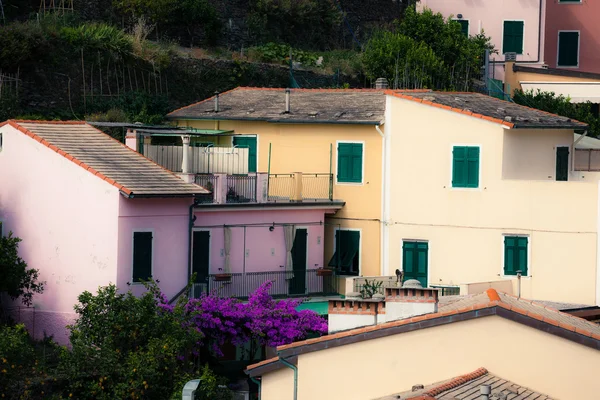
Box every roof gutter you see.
[168,116,383,126]
[573,130,589,172]
[123,193,205,199]
[512,124,589,130]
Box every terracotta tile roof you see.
[167,87,389,124]
[249,289,600,377]
[376,368,554,400]
[387,91,588,130]
[2,120,208,197]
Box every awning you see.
[296,301,329,315]
[520,81,600,103]
[328,230,360,268]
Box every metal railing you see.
[268,174,295,202]
[226,175,256,203]
[574,149,600,171]
[430,285,461,296]
[353,279,461,297]
[194,174,219,204]
[302,173,333,201]
[192,269,337,299]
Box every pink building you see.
[544,0,600,74]
[0,120,342,343]
[418,0,546,80]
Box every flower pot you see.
[316,269,333,277]
[214,274,232,282]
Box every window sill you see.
[336,181,364,186]
[500,274,531,280]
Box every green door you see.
[233,136,257,173]
[192,231,210,284]
[402,241,428,288]
[556,147,569,181]
[289,229,308,295]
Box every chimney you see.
[479,384,491,399]
[384,280,439,321]
[214,91,220,113]
[328,296,386,334]
[285,88,291,113]
[375,77,389,90]
[125,129,138,152]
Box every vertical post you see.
[267,143,272,198]
[182,135,191,174]
[484,49,489,95]
[292,172,303,201]
[329,143,333,200]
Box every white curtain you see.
[223,227,232,274]
[284,225,296,279]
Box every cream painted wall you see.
[177,119,384,276]
[261,316,600,400]
[386,97,599,304]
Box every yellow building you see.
[246,289,600,400]
[169,87,600,305]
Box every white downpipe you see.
[596,180,600,306]
[377,99,391,276]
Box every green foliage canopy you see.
[0,233,44,307]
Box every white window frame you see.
[452,18,470,36]
[500,234,531,279]
[332,227,362,276]
[335,140,365,186]
[556,30,581,68]
[400,239,430,287]
[501,19,525,55]
[131,229,154,285]
[449,144,483,191]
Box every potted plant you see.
[316,268,333,277]
[360,279,383,299]
[214,268,232,282]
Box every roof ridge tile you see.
[422,368,488,397]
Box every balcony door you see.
[192,231,210,285]
[402,240,428,288]
[289,229,308,295]
[233,136,257,173]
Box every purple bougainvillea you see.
[156,281,327,356]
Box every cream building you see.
[246,288,600,400]
[169,87,600,305]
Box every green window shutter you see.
[456,20,469,36]
[453,146,479,188]
[403,241,428,287]
[0,221,3,237]
[503,21,524,54]
[337,143,363,183]
[402,241,416,276]
[504,236,528,276]
[133,232,153,282]
[558,32,579,67]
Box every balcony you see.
[191,269,338,299]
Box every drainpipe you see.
[250,377,262,400]
[187,200,197,287]
[279,357,298,400]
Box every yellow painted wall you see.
[177,119,384,276]
[387,97,599,304]
[260,316,600,400]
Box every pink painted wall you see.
[0,125,120,344]
[544,0,600,73]
[193,209,327,274]
[117,197,192,300]
[418,0,545,80]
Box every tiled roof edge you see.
[422,368,488,397]
[6,120,134,196]
[166,87,242,117]
[246,356,279,372]
[384,90,516,128]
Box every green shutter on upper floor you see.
[133,232,153,282]
[557,31,579,67]
[504,236,528,276]
[503,21,524,54]
[452,146,479,188]
[337,143,363,183]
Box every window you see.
[133,231,153,282]
[0,132,3,151]
[504,236,528,276]
[454,19,469,36]
[557,31,580,67]
[337,142,363,183]
[558,0,581,3]
[452,146,480,188]
[328,230,360,276]
[503,21,524,54]
[0,221,3,236]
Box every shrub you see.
[247,42,320,67]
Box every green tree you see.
[513,89,600,137]
[0,233,44,307]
